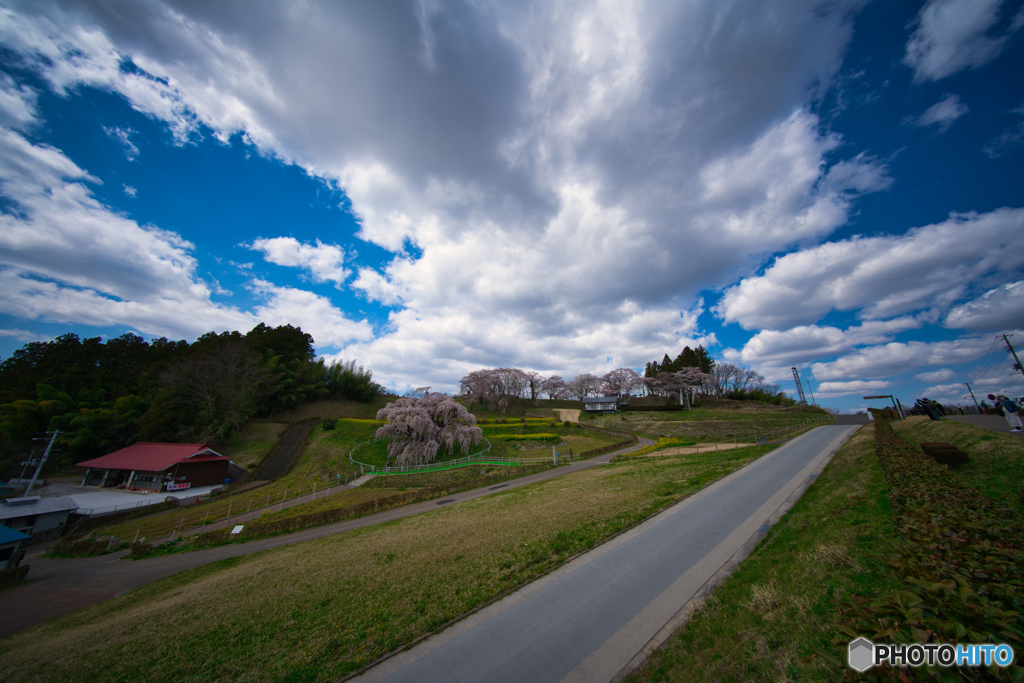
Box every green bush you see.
[321,418,336,431]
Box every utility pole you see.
[1003,334,1024,380]
[965,382,981,413]
[24,430,59,496]
[791,367,807,404]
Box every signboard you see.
[166,482,191,491]
[862,395,891,400]
[230,525,244,535]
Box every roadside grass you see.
[890,415,1024,512]
[1,445,776,683]
[625,424,901,682]
[217,421,289,470]
[596,407,832,442]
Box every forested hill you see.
[0,324,378,476]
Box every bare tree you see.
[601,368,642,397]
[541,375,570,399]
[375,393,483,466]
[567,373,602,400]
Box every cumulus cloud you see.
[0,328,50,343]
[0,73,37,130]
[249,279,374,349]
[815,379,892,398]
[915,368,956,383]
[810,337,996,381]
[0,120,261,339]
[904,0,1021,82]
[910,93,968,132]
[248,237,351,287]
[945,281,1024,330]
[920,382,967,402]
[716,208,1024,330]
[0,0,911,389]
[735,318,920,368]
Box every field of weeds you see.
[1,444,774,682]
[596,406,832,442]
[890,415,1024,511]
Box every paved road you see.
[353,425,857,683]
[2,437,653,640]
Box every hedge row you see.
[577,438,637,459]
[839,417,1023,679]
[618,405,685,412]
[191,488,443,547]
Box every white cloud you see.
[0,73,37,130]
[921,382,967,403]
[815,379,892,398]
[904,0,1020,82]
[915,368,956,383]
[0,122,264,339]
[250,279,374,349]
[911,94,969,132]
[248,237,351,287]
[945,281,1024,330]
[735,317,920,368]
[103,126,140,160]
[810,336,997,381]
[0,328,50,343]
[716,208,1024,330]
[123,184,137,197]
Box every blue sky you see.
[0,0,1022,412]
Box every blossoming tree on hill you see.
[375,393,484,466]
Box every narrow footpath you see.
[1,436,654,640]
[352,425,858,683]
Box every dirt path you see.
[631,441,757,458]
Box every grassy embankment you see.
[593,403,833,443]
[628,416,1024,681]
[94,415,621,546]
[1,443,775,682]
[890,415,1024,512]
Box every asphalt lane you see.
[355,425,857,683]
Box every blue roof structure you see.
[0,525,31,544]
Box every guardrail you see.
[752,414,835,445]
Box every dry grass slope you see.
[1,445,773,682]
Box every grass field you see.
[890,415,1024,511]
[1,444,775,682]
[626,423,900,681]
[592,405,832,442]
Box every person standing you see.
[988,394,1023,432]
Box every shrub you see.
[321,418,337,431]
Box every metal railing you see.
[348,437,573,475]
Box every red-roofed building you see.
[77,443,232,492]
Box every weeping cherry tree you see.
[375,393,484,466]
